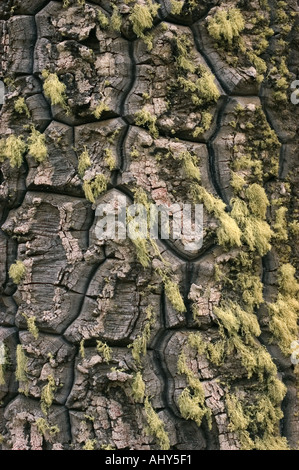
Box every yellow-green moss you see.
[79,339,85,358]
[129,306,156,365]
[164,278,186,313]
[83,174,108,203]
[14,97,30,117]
[129,1,159,50]
[144,397,170,450]
[83,439,97,450]
[176,150,201,182]
[177,349,212,429]
[272,206,288,241]
[27,127,48,163]
[78,147,91,178]
[22,314,39,340]
[93,102,109,120]
[207,8,245,45]
[131,371,145,402]
[9,260,26,285]
[170,0,183,15]
[190,185,242,248]
[98,10,109,29]
[135,108,158,139]
[110,5,122,32]
[96,340,112,363]
[36,417,60,437]
[42,70,68,112]
[1,135,27,168]
[177,65,220,106]
[104,148,116,171]
[41,375,57,415]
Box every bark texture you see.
[0,0,299,450]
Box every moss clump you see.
[78,147,91,178]
[177,350,212,428]
[110,5,122,32]
[22,314,39,340]
[15,344,28,384]
[231,189,272,256]
[42,70,69,112]
[207,8,245,45]
[79,339,85,358]
[176,150,200,182]
[190,185,242,248]
[0,135,27,168]
[131,371,146,402]
[83,174,108,203]
[96,340,112,363]
[104,148,116,171]
[129,0,159,50]
[98,10,109,29]
[83,439,97,450]
[41,375,57,415]
[9,260,26,285]
[93,102,109,120]
[272,206,288,241]
[135,108,158,139]
[170,0,183,15]
[164,278,186,313]
[129,306,156,365]
[177,65,220,106]
[245,183,269,218]
[27,127,48,163]
[36,418,60,437]
[144,397,170,450]
[267,263,299,355]
[14,97,30,117]
[226,390,288,450]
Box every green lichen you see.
[83,439,97,450]
[83,174,108,203]
[104,148,116,171]
[96,340,112,363]
[22,314,39,340]
[144,397,170,450]
[98,10,109,29]
[36,418,60,437]
[176,150,200,182]
[79,339,85,359]
[42,70,69,112]
[131,371,146,402]
[41,375,57,416]
[78,147,91,178]
[129,306,156,365]
[9,260,26,285]
[177,350,212,429]
[170,0,183,15]
[93,102,109,120]
[129,0,159,50]
[207,8,245,45]
[177,65,220,106]
[267,263,299,355]
[272,206,288,241]
[27,127,48,163]
[14,97,30,118]
[0,135,27,168]
[110,5,122,32]
[190,185,242,248]
[135,108,158,139]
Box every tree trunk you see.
[0,0,298,450]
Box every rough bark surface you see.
[0,0,299,450]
